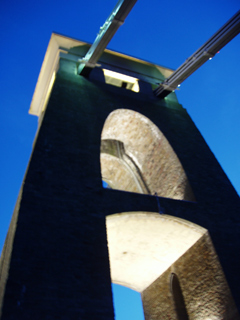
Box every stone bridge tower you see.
[0,33,240,319]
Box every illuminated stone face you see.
[101,109,239,318]
[106,212,206,292]
[101,109,195,201]
[107,213,238,319]
[141,231,238,320]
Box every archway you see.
[106,212,206,292]
[106,212,233,319]
[101,109,195,201]
[101,109,234,319]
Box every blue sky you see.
[0,0,239,318]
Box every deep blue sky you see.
[0,0,239,318]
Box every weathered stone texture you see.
[142,233,239,320]
[101,109,195,200]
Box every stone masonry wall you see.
[142,233,239,319]
[0,56,239,318]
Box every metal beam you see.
[154,10,240,98]
[77,0,138,76]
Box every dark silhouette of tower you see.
[0,33,239,319]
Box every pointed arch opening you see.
[101,109,195,201]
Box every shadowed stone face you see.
[101,109,195,201]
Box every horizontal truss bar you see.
[154,10,240,98]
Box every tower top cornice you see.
[29,33,174,117]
